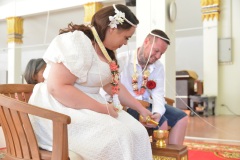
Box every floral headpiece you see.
[108,4,137,28]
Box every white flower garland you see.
[90,26,123,111]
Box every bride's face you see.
[103,27,136,51]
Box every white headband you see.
[108,4,137,28]
[150,32,170,43]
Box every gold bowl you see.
[153,130,169,148]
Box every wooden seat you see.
[138,96,175,108]
[164,97,175,106]
[0,84,34,102]
[0,84,81,160]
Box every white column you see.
[7,43,22,83]
[203,20,218,96]
[201,0,220,96]
[136,0,176,101]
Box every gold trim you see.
[152,155,176,160]
[84,2,103,23]
[181,154,188,160]
[6,17,23,43]
[201,0,220,7]
[202,12,219,21]
[201,0,220,21]
[152,154,188,160]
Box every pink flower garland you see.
[132,70,150,95]
[110,61,120,94]
[132,75,148,95]
[132,71,156,95]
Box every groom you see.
[117,29,188,145]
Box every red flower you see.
[110,61,118,71]
[139,88,146,94]
[146,80,156,90]
[112,86,119,94]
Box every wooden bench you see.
[0,84,83,160]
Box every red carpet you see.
[184,141,240,160]
[0,148,5,159]
[1,142,240,159]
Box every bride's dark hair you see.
[58,4,138,62]
[91,4,139,61]
[59,23,94,41]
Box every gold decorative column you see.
[84,2,103,23]
[7,17,23,43]
[6,17,23,83]
[201,0,220,21]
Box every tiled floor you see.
[185,115,240,145]
[0,115,240,148]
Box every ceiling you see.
[0,0,203,50]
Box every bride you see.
[29,4,153,160]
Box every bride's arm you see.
[103,82,152,118]
[47,62,118,117]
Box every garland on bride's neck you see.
[90,26,123,111]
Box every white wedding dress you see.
[29,31,152,160]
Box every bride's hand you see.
[138,107,159,128]
[138,107,152,124]
[139,107,152,119]
[106,103,118,118]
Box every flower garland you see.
[132,50,156,95]
[132,70,150,95]
[90,26,123,111]
[110,61,119,94]
[132,50,150,95]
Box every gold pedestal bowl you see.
[153,130,169,148]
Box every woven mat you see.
[184,141,240,159]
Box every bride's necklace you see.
[132,50,150,95]
[90,26,123,111]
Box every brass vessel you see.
[153,130,169,148]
